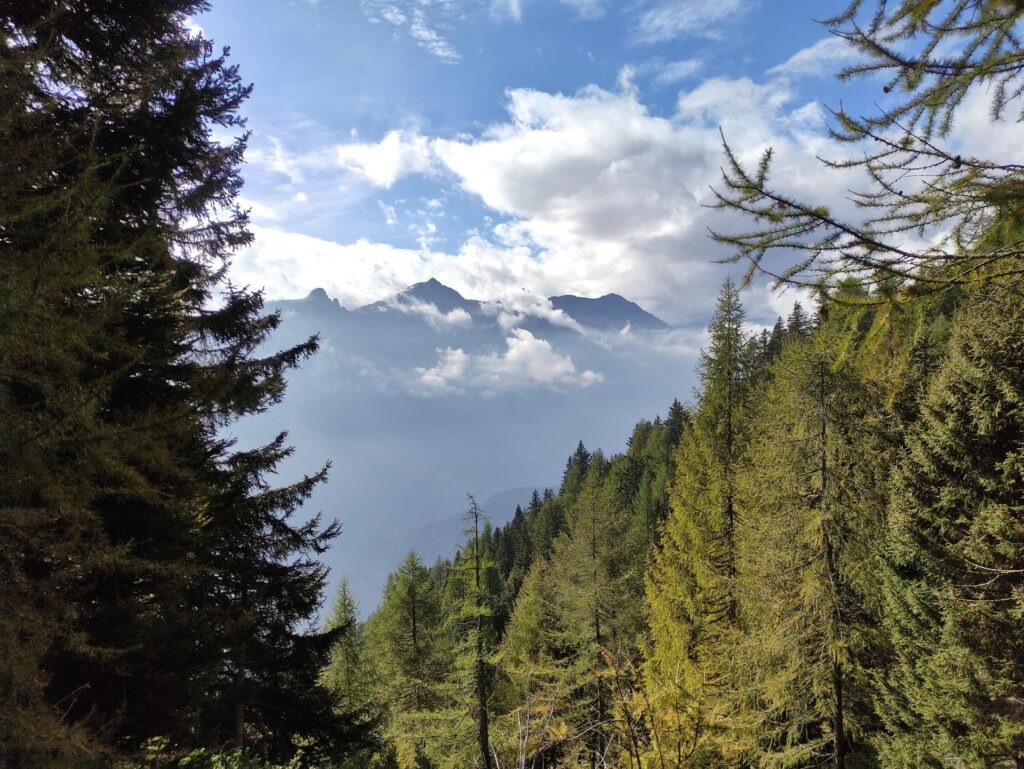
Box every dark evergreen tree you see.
[786,301,813,339]
[878,287,1024,768]
[0,2,358,763]
[665,398,689,451]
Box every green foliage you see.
[121,742,298,769]
[732,321,887,768]
[878,286,1024,768]
[711,0,1024,295]
[1,3,362,765]
[643,280,752,766]
[361,265,1020,769]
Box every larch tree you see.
[643,279,751,767]
[366,552,448,769]
[711,0,1024,296]
[732,310,887,769]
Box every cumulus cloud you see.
[413,329,603,396]
[233,225,547,310]
[478,293,583,332]
[236,68,866,327]
[336,130,435,188]
[767,36,862,78]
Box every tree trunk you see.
[471,498,492,769]
[819,360,845,769]
[235,700,245,751]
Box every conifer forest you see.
[3,1,1024,768]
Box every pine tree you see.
[878,287,1024,768]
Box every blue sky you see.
[192,0,891,326]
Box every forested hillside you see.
[330,273,1023,768]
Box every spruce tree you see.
[878,287,1024,768]
[0,30,124,763]
[1,3,356,762]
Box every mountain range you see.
[229,279,698,614]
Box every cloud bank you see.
[238,60,858,326]
[413,329,603,396]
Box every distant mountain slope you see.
[366,486,537,594]
[245,278,692,612]
[549,293,669,331]
[294,278,671,333]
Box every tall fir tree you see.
[1,3,360,762]
[878,286,1024,768]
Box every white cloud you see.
[494,0,522,21]
[767,36,860,79]
[654,58,703,85]
[238,197,281,222]
[390,297,474,330]
[233,225,548,311]
[478,294,583,332]
[632,0,752,44]
[246,136,310,185]
[379,201,398,226]
[236,70,865,327]
[413,329,602,396]
[362,0,462,61]
[336,130,435,188]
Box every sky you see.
[188,0,895,328]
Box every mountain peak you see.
[549,293,668,331]
[401,278,473,314]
